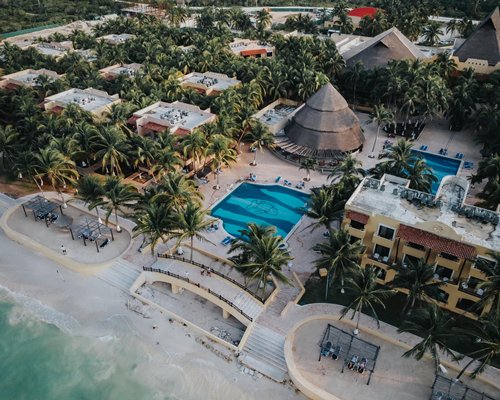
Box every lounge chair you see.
[296,181,305,189]
[420,145,428,151]
[455,153,464,159]
[275,176,281,183]
[221,236,232,246]
[331,345,341,360]
[464,161,474,169]
[432,391,444,400]
[357,357,367,373]
[99,238,110,248]
[321,341,332,357]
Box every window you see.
[373,244,391,262]
[350,220,365,230]
[266,52,273,57]
[406,241,425,251]
[434,265,453,281]
[439,252,459,262]
[456,298,481,315]
[377,225,395,240]
[402,254,420,267]
[349,236,362,245]
[473,256,497,270]
[461,277,485,297]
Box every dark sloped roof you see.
[284,83,364,155]
[343,27,426,69]
[454,7,500,66]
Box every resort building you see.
[343,174,500,319]
[278,83,364,160]
[127,101,216,136]
[32,41,73,58]
[99,63,143,80]
[325,7,379,31]
[342,27,426,69]
[42,88,121,117]
[74,49,98,63]
[229,39,275,58]
[451,7,500,75]
[180,72,241,95]
[98,33,135,45]
[0,68,62,90]
[252,98,301,135]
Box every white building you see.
[229,39,275,58]
[42,88,120,117]
[99,63,143,80]
[180,72,241,95]
[0,69,62,90]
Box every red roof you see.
[127,115,140,125]
[3,82,20,91]
[397,225,476,260]
[174,127,190,136]
[49,105,65,115]
[348,7,378,18]
[241,48,267,56]
[143,122,167,132]
[347,210,370,224]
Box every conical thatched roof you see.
[281,83,364,158]
[343,27,426,69]
[454,7,500,67]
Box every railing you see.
[157,253,265,303]
[143,266,254,322]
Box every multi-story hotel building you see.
[343,173,500,319]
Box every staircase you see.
[232,292,264,321]
[97,259,141,293]
[239,324,288,382]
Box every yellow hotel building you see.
[343,174,500,319]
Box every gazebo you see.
[278,83,364,161]
[22,195,64,227]
[69,217,114,253]
[430,375,496,400]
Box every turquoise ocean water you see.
[0,287,164,400]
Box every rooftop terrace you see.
[181,72,240,93]
[0,68,61,88]
[347,174,500,251]
[132,101,215,133]
[98,33,135,44]
[44,88,119,113]
[34,41,73,57]
[99,63,142,78]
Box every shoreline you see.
[0,224,304,400]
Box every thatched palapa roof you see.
[280,83,364,158]
[343,27,426,69]
[454,7,500,67]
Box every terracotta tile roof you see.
[49,105,64,114]
[347,210,369,224]
[241,48,267,56]
[348,7,378,18]
[3,82,20,91]
[143,122,167,132]
[397,225,476,260]
[174,127,190,136]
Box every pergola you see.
[318,324,380,385]
[22,195,64,227]
[69,217,114,253]
[430,375,496,400]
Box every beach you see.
[0,221,304,400]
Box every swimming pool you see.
[412,150,461,194]
[211,183,310,240]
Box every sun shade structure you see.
[343,27,426,69]
[22,195,64,227]
[430,375,496,400]
[318,324,380,385]
[281,83,364,159]
[69,217,114,253]
[453,7,500,68]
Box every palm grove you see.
[0,7,499,378]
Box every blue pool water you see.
[412,150,461,194]
[211,183,310,239]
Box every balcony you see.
[402,244,426,259]
[372,234,395,249]
[347,225,365,240]
[368,252,391,265]
[436,254,461,270]
[458,279,485,298]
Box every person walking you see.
[61,245,67,255]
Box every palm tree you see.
[92,126,130,176]
[368,105,395,156]
[133,202,174,255]
[422,22,443,47]
[475,252,500,319]
[152,170,202,211]
[76,175,105,222]
[405,158,437,193]
[390,258,445,314]
[170,201,214,262]
[373,139,416,178]
[454,316,500,380]
[180,129,207,173]
[248,122,274,166]
[313,228,364,299]
[33,148,79,207]
[100,176,139,232]
[299,157,316,181]
[303,185,345,231]
[328,154,365,193]
[340,266,394,333]
[206,134,237,190]
[255,9,272,34]
[0,125,19,170]
[343,61,364,110]
[399,303,457,374]
[229,223,292,295]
